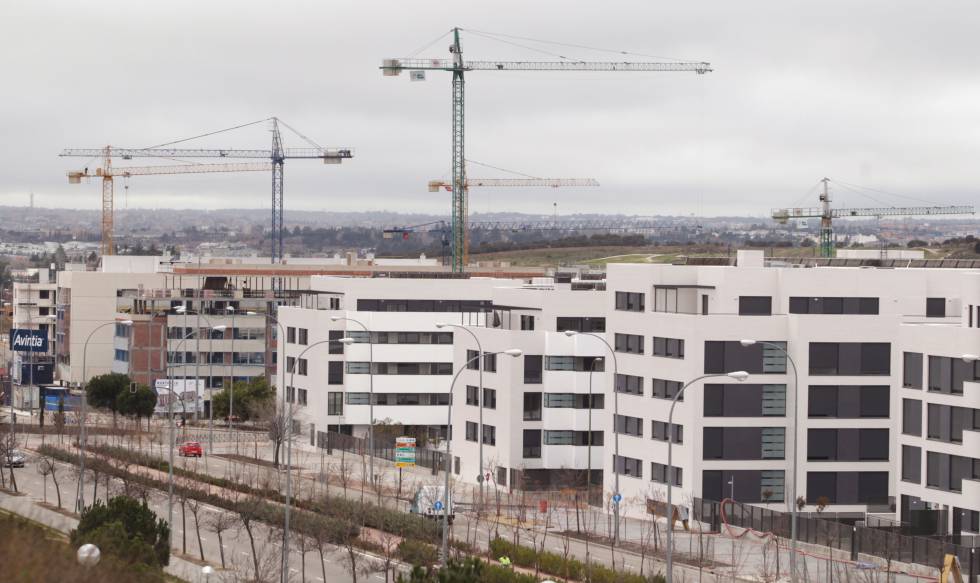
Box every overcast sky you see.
[2,1,978,218]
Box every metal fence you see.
[693,498,979,581]
[322,431,446,475]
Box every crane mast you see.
[772,177,975,257]
[383,27,711,272]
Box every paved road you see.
[4,432,402,583]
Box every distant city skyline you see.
[1,1,978,216]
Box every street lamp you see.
[201,565,214,582]
[585,356,603,568]
[175,306,218,451]
[281,335,354,583]
[226,306,237,432]
[77,319,133,511]
[441,348,523,566]
[740,338,800,583]
[436,322,490,508]
[562,329,621,543]
[331,315,376,489]
[665,370,748,583]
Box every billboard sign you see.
[154,379,204,415]
[11,329,48,352]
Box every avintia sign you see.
[11,329,48,352]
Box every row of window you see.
[465,386,496,409]
[613,334,685,358]
[346,362,453,375]
[345,392,450,406]
[807,385,889,418]
[356,299,491,313]
[807,428,889,461]
[464,422,496,445]
[902,447,980,493]
[904,399,980,443]
[522,393,605,420]
[170,351,267,365]
[341,331,454,345]
[704,384,785,417]
[904,351,980,393]
[612,455,685,487]
[617,291,886,317]
[521,429,605,457]
[789,296,879,315]
[284,386,308,406]
[556,317,606,333]
[704,427,786,460]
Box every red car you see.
[178,441,203,457]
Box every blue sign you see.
[11,329,48,352]
[612,493,622,504]
[433,501,444,511]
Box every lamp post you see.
[281,336,353,583]
[739,339,800,582]
[436,323,487,507]
[226,306,236,432]
[562,329,620,542]
[665,371,749,583]
[166,325,225,541]
[330,316,376,489]
[16,313,55,446]
[441,348,523,566]
[76,319,133,511]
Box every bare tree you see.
[41,457,63,509]
[338,514,365,583]
[253,399,289,468]
[376,514,401,583]
[0,430,21,492]
[204,509,238,569]
[185,495,207,562]
[236,496,264,580]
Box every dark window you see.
[808,343,891,375]
[706,384,785,417]
[523,355,543,384]
[615,374,644,396]
[614,415,643,437]
[702,470,784,503]
[327,361,344,385]
[466,350,479,370]
[739,296,772,316]
[806,472,889,505]
[482,388,497,409]
[520,315,535,331]
[902,398,922,436]
[926,298,946,318]
[806,429,889,461]
[902,445,921,483]
[789,297,879,315]
[328,330,345,354]
[653,336,684,358]
[705,340,786,374]
[703,427,784,460]
[652,421,683,444]
[465,422,478,442]
[523,430,541,458]
[287,326,296,343]
[556,317,606,333]
[356,299,492,312]
[928,355,980,395]
[903,352,923,388]
[615,291,645,312]
[651,462,683,486]
[652,378,684,401]
[466,386,479,406]
[327,392,343,415]
[523,392,542,420]
[614,333,644,355]
[297,358,308,376]
[613,455,643,478]
[483,353,497,373]
[482,425,496,446]
[808,385,888,418]
[297,328,308,345]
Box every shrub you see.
[70,496,170,568]
[398,538,439,567]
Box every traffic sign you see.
[395,436,417,468]
[612,493,622,504]
[434,500,444,511]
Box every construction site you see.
[2,9,980,583]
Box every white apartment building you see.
[278,253,979,536]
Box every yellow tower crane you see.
[64,146,271,256]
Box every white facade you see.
[275,258,980,535]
